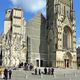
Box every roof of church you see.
[27,12,46,23]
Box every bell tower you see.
[47,0,77,68]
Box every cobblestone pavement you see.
[0,68,80,80]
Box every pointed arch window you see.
[63,26,72,49]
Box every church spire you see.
[70,0,74,21]
[70,0,73,11]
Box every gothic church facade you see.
[2,0,77,68]
[47,0,77,68]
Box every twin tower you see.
[3,0,77,68]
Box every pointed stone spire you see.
[71,0,73,10]
[70,0,74,22]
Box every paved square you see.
[0,68,80,80]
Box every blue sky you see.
[0,0,80,47]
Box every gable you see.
[63,17,71,27]
[59,0,70,6]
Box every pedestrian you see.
[30,63,33,70]
[26,64,28,70]
[39,69,41,75]
[44,67,47,75]
[41,72,43,78]
[35,68,37,75]
[48,68,50,75]
[8,69,12,79]
[4,68,8,80]
[51,68,54,75]
[27,64,29,70]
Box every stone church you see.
[47,0,77,68]
[2,0,77,68]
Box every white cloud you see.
[10,0,46,13]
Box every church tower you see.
[3,8,26,67]
[47,0,77,68]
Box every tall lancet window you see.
[63,26,72,49]
[63,28,67,49]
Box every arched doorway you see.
[63,52,72,68]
